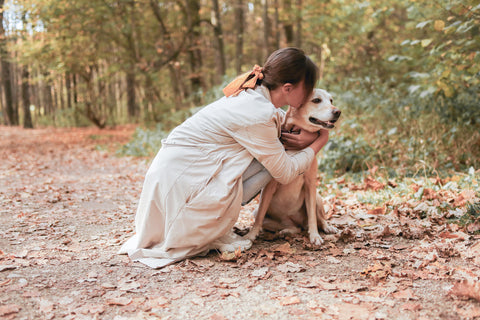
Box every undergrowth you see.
[318,79,480,177]
[118,79,479,181]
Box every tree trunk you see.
[262,0,271,59]
[21,66,33,128]
[126,69,137,119]
[186,0,203,103]
[0,0,17,125]
[234,0,244,74]
[65,72,72,110]
[43,73,54,116]
[211,0,226,81]
[295,0,302,48]
[283,0,294,46]
[273,0,280,49]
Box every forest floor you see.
[1,125,480,320]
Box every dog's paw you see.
[279,227,301,236]
[243,232,257,242]
[322,224,338,234]
[243,226,261,242]
[309,232,324,246]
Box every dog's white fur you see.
[244,88,341,245]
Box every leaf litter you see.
[0,126,479,319]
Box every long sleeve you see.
[231,119,314,185]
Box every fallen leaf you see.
[467,222,480,233]
[402,302,422,311]
[454,190,476,207]
[364,176,385,191]
[0,265,18,272]
[251,267,270,279]
[392,288,417,300]
[450,280,480,302]
[277,262,305,273]
[361,262,392,280]
[279,296,301,306]
[217,277,239,288]
[455,305,480,318]
[422,188,437,200]
[0,304,20,317]
[88,304,105,315]
[148,296,170,309]
[439,231,462,239]
[106,297,132,306]
[289,307,307,316]
[367,207,385,215]
[219,247,242,261]
[273,242,293,254]
[38,299,54,313]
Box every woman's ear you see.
[282,83,293,94]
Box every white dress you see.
[119,86,314,268]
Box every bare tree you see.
[21,66,33,128]
[234,0,244,74]
[262,0,271,59]
[211,0,226,81]
[0,0,17,125]
[295,0,302,48]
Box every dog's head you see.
[285,88,341,132]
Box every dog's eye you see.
[312,98,322,104]
[330,99,333,104]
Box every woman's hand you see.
[281,125,321,150]
[307,129,329,154]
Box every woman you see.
[119,48,329,268]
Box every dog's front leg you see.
[244,180,278,242]
[304,161,323,245]
[316,194,338,234]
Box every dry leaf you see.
[277,262,305,273]
[367,207,385,215]
[402,302,422,311]
[454,190,476,207]
[251,267,270,279]
[361,262,392,280]
[217,277,239,288]
[273,242,293,254]
[38,299,54,313]
[0,304,20,317]
[106,297,132,306]
[148,296,170,308]
[280,296,301,306]
[364,176,385,191]
[455,305,480,318]
[88,304,106,315]
[392,289,417,300]
[219,247,242,261]
[450,280,480,302]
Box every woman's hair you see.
[259,47,319,97]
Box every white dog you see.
[244,88,341,245]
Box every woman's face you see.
[285,82,308,109]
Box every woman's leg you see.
[242,159,272,205]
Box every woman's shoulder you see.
[195,86,283,128]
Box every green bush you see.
[117,124,167,157]
[318,78,479,177]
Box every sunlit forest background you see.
[1,0,479,176]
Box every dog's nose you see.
[332,108,341,118]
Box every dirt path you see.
[1,126,479,320]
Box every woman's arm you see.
[281,127,329,153]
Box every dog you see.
[244,88,341,245]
